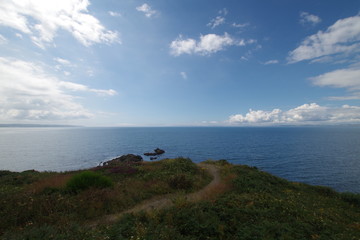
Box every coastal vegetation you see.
[0,158,359,239]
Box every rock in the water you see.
[144,152,157,156]
[154,148,165,155]
[150,157,158,160]
[104,154,143,166]
[144,148,165,156]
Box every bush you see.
[65,171,113,193]
[168,174,193,190]
[162,157,198,174]
[203,159,231,166]
[340,192,360,206]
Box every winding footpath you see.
[90,163,221,227]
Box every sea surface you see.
[0,126,359,193]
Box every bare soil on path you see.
[90,163,221,227]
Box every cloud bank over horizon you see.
[228,103,360,125]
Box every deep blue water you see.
[0,127,359,193]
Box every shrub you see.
[108,165,138,175]
[162,157,198,174]
[168,174,193,190]
[203,159,231,166]
[65,171,113,193]
[340,192,360,206]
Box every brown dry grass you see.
[28,173,73,193]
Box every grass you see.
[0,158,211,237]
[106,161,360,240]
[1,159,359,240]
[65,171,113,193]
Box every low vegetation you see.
[0,158,359,239]
[65,171,113,193]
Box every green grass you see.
[65,171,113,193]
[106,162,360,240]
[0,158,211,237]
[1,159,359,240]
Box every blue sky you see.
[1,0,360,126]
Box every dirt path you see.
[91,163,221,227]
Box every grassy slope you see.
[1,159,359,240]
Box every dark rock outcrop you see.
[154,148,165,155]
[144,148,165,156]
[103,154,143,166]
[144,152,157,156]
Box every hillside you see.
[0,158,359,239]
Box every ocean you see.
[0,126,359,193]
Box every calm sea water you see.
[0,127,359,193]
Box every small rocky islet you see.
[102,148,166,166]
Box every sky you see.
[0,0,360,127]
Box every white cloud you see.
[327,95,360,101]
[15,33,23,39]
[0,57,117,121]
[240,56,248,61]
[288,15,360,63]
[170,36,196,56]
[230,108,282,123]
[136,3,157,18]
[310,66,360,100]
[264,59,279,65]
[0,34,7,44]
[54,57,71,66]
[300,12,321,26]
[59,81,117,96]
[310,67,360,90]
[170,33,247,56]
[197,33,234,53]
[232,22,249,28]
[0,0,119,48]
[218,8,228,16]
[87,69,95,77]
[108,11,121,17]
[207,16,225,29]
[180,72,187,79]
[53,58,74,75]
[228,103,360,125]
[207,8,228,29]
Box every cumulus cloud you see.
[136,3,157,18]
[228,103,360,125]
[288,15,360,63]
[207,16,225,29]
[170,33,248,56]
[300,12,321,26]
[0,57,117,121]
[0,0,119,48]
